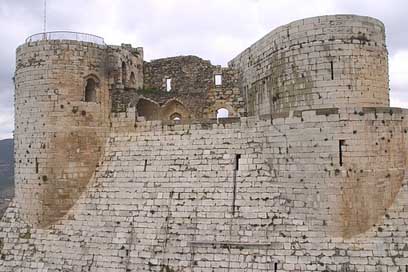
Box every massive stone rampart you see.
[1,109,408,271]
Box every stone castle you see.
[0,14,407,271]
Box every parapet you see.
[25,31,106,45]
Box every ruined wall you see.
[2,109,408,271]
[14,40,111,227]
[108,44,144,90]
[109,45,144,113]
[229,15,389,116]
[138,56,244,119]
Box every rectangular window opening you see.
[330,61,334,80]
[144,159,147,172]
[215,74,222,86]
[274,262,278,272]
[339,139,345,166]
[166,78,172,92]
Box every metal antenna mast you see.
[43,0,47,33]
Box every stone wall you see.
[13,40,244,230]
[1,108,408,271]
[111,56,245,120]
[14,40,111,227]
[3,14,408,272]
[107,44,144,90]
[229,15,389,116]
[140,56,244,119]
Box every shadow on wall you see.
[136,98,191,121]
[136,98,160,120]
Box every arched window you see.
[162,99,189,121]
[121,61,127,84]
[84,78,97,102]
[216,108,229,119]
[170,112,182,121]
[130,72,136,85]
[136,98,160,121]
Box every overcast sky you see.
[1,0,407,139]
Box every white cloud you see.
[390,50,408,88]
[389,50,408,108]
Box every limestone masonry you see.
[1,14,407,271]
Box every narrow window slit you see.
[339,140,345,166]
[35,157,39,174]
[122,62,127,84]
[232,154,241,216]
[330,61,334,80]
[143,159,147,172]
[235,154,241,171]
[274,262,278,272]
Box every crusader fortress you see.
[1,14,408,271]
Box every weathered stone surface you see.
[1,14,407,271]
[229,15,389,115]
[13,40,112,227]
[112,55,245,120]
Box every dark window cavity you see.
[235,154,241,171]
[232,154,241,216]
[129,72,136,85]
[35,157,39,174]
[330,61,334,80]
[85,78,97,102]
[339,139,345,166]
[122,61,127,84]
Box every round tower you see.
[14,34,110,227]
[229,15,389,115]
